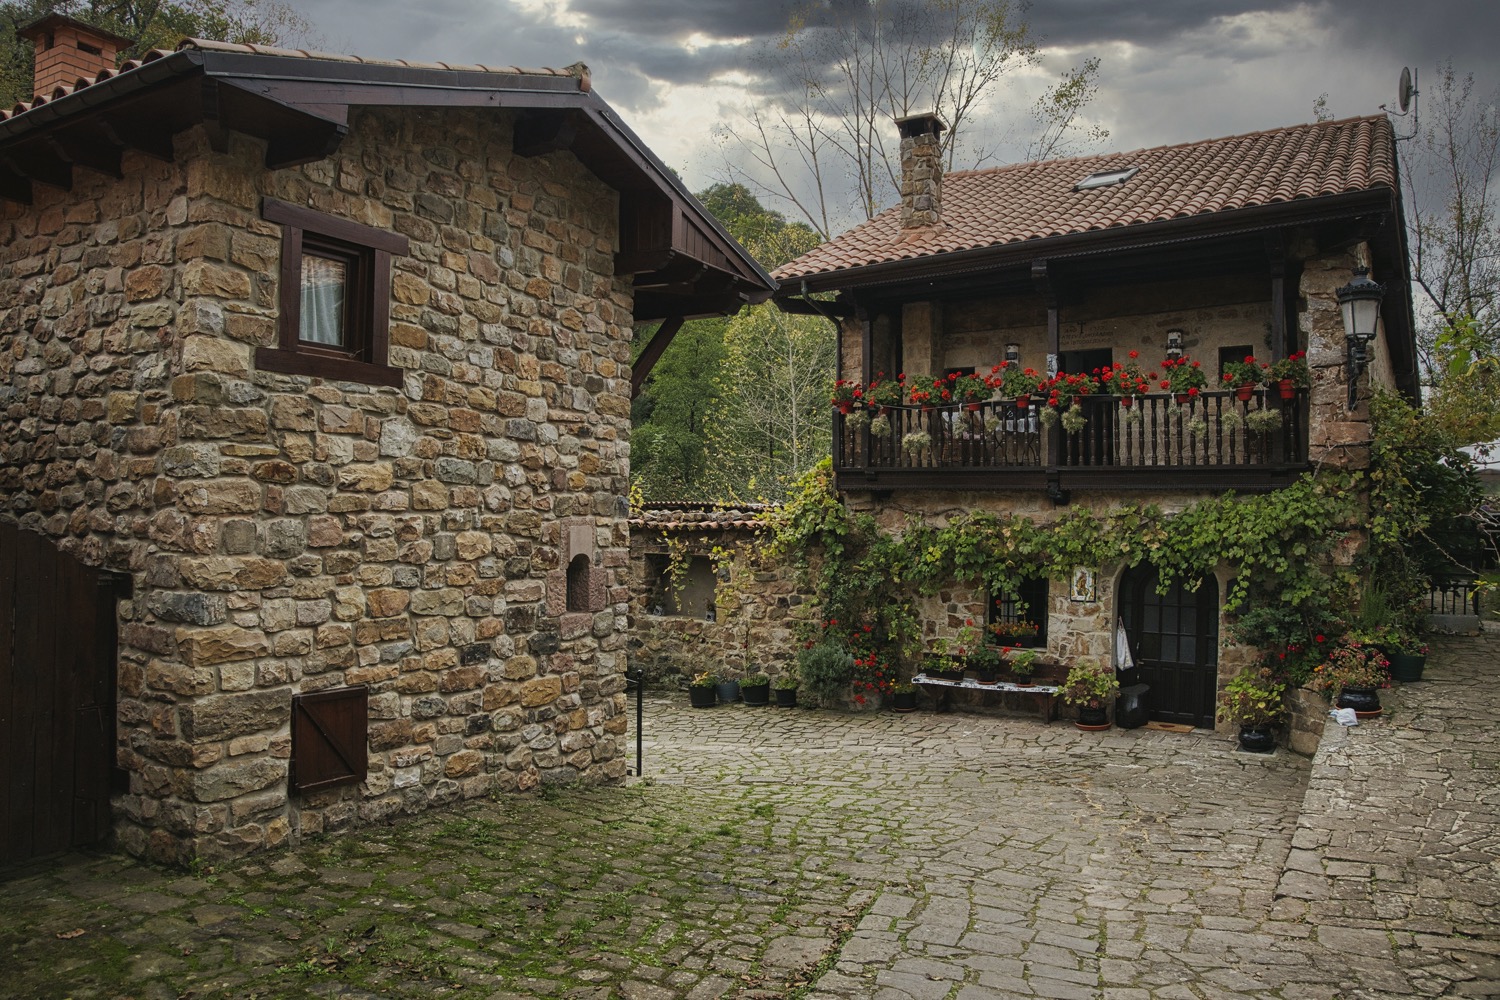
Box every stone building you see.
[627,502,802,685]
[0,22,772,863]
[771,112,1416,737]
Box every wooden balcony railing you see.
[833,389,1309,491]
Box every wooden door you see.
[0,523,120,863]
[1120,566,1218,727]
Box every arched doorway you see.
[1118,566,1219,727]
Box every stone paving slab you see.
[1,634,1497,998]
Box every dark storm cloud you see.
[567,0,790,40]
[1025,0,1296,47]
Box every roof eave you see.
[775,188,1398,296]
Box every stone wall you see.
[0,106,635,862]
[627,520,803,687]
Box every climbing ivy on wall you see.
[760,458,1365,672]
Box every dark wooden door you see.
[0,522,120,863]
[1120,566,1218,727]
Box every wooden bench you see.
[913,674,1061,722]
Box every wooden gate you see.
[0,523,121,863]
[1120,566,1219,727]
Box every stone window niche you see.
[255,198,409,387]
[566,554,591,612]
[644,553,717,619]
[990,576,1049,648]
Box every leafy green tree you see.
[0,0,320,105]
[632,186,835,500]
[704,305,835,502]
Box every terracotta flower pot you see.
[1278,379,1295,400]
[1015,395,1030,409]
[1235,384,1255,401]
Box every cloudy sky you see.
[290,0,1497,234]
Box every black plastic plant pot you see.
[1238,725,1275,753]
[688,686,717,708]
[742,685,770,706]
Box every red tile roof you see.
[774,115,1397,282]
[630,502,774,532]
[1,36,587,122]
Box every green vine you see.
[759,458,1365,676]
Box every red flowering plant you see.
[831,379,862,410]
[1099,352,1156,402]
[1043,370,1100,409]
[1161,355,1208,397]
[1309,636,1391,695]
[1220,354,1270,389]
[991,362,1045,400]
[866,373,905,409]
[948,372,990,405]
[1269,351,1311,388]
[906,374,935,408]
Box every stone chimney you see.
[17,14,132,100]
[897,112,947,229]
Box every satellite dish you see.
[1398,67,1414,113]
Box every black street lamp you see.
[1337,266,1385,410]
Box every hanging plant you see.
[1187,415,1209,439]
[846,409,870,431]
[1038,407,1059,427]
[1222,409,1245,431]
[870,413,892,438]
[1246,408,1283,434]
[1060,404,1087,434]
[902,430,931,454]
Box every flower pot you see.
[1174,393,1192,404]
[974,666,999,685]
[1238,725,1275,753]
[688,686,717,708]
[774,687,798,708]
[965,402,982,412]
[1015,395,1030,409]
[837,401,852,414]
[1278,378,1295,400]
[1076,705,1110,730]
[1388,652,1426,683]
[742,684,770,706]
[716,680,741,704]
[1235,384,1255,401]
[1011,676,1035,687]
[1336,686,1382,717]
[1119,397,1132,408]
[930,668,965,682]
[892,689,918,713]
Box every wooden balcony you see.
[833,389,1309,492]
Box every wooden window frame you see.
[989,576,1049,649]
[255,198,409,387]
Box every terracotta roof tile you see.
[775,115,1397,282]
[630,502,775,532]
[0,37,588,123]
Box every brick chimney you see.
[17,14,132,99]
[896,112,947,229]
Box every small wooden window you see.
[990,576,1049,648]
[256,198,408,387]
[290,686,369,793]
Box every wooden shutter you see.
[290,686,368,792]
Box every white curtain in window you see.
[300,254,346,346]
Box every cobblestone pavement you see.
[1,636,1496,999]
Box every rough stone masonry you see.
[0,106,635,862]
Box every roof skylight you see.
[1074,166,1139,191]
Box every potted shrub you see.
[1006,646,1040,685]
[772,673,799,707]
[716,672,742,704]
[1309,638,1390,716]
[798,642,853,706]
[947,372,989,409]
[741,672,771,706]
[925,638,965,682]
[1216,666,1288,753]
[688,671,717,708]
[997,363,1045,407]
[891,680,918,712]
[830,379,861,413]
[1061,659,1120,730]
[866,374,904,412]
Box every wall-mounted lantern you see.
[1005,343,1021,364]
[1165,329,1184,360]
[1336,266,1385,410]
